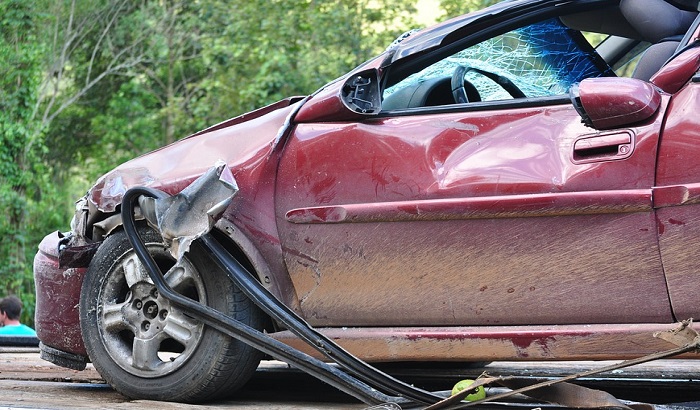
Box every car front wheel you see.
[79,226,264,402]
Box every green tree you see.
[48,0,421,184]
[0,0,148,324]
[39,0,150,183]
[439,0,500,18]
[199,0,418,119]
[0,0,48,323]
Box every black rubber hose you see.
[200,234,443,404]
[120,186,403,406]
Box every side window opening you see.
[610,41,652,77]
[382,18,614,111]
[587,33,651,77]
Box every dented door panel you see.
[276,102,671,327]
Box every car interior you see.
[381,0,700,111]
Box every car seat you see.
[620,0,698,81]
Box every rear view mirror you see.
[570,77,662,130]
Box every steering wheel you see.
[451,65,526,104]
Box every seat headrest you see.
[620,0,698,43]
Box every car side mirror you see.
[570,77,661,130]
[294,68,381,123]
[341,69,381,115]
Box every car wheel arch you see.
[84,204,301,334]
[79,224,266,401]
[210,219,303,324]
[86,216,288,326]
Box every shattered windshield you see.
[384,18,613,104]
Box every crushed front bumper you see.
[33,230,89,369]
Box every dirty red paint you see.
[271,324,694,362]
[657,217,666,235]
[285,190,653,224]
[577,78,661,129]
[655,79,700,321]
[33,232,87,355]
[275,91,670,327]
[649,47,700,94]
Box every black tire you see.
[79,226,264,402]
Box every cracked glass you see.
[384,18,613,106]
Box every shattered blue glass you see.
[384,18,612,103]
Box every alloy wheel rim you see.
[96,244,206,378]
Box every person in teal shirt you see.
[0,295,36,336]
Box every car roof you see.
[389,0,620,62]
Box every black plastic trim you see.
[378,95,570,118]
[39,342,88,371]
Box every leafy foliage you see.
[439,0,500,18]
[197,0,419,121]
[0,0,49,324]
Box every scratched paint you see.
[33,232,88,356]
[275,97,670,327]
[271,323,695,362]
[655,83,700,321]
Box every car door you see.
[653,47,700,322]
[274,15,672,328]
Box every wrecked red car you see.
[33,0,700,404]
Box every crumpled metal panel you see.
[34,231,87,356]
[87,100,299,213]
[140,161,239,261]
[276,99,671,328]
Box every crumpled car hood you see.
[88,97,303,213]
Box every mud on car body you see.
[34,0,700,403]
